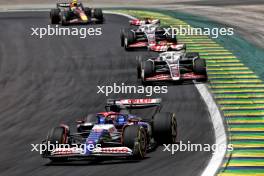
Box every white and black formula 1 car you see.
[50,2,103,25]
[120,23,186,52]
[137,51,207,84]
[41,98,177,162]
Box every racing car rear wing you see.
[57,3,70,7]
[106,98,162,108]
[56,2,82,8]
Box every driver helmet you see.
[145,18,151,24]
[72,0,78,6]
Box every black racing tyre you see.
[186,52,200,59]
[47,127,68,145]
[61,11,70,26]
[94,8,103,23]
[153,112,177,144]
[143,61,154,78]
[124,30,135,51]
[46,127,69,162]
[50,8,61,24]
[123,125,147,159]
[84,7,92,17]
[193,58,206,75]
[136,56,142,79]
[120,28,126,47]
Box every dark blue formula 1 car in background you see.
[50,2,103,25]
[41,98,177,162]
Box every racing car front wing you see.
[43,147,133,159]
[145,73,207,81]
[128,42,186,52]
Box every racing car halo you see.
[41,98,177,161]
[50,2,104,25]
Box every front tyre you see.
[143,61,154,78]
[50,8,61,24]
[47,127,68,145]
[124,30,135,51]
[61,11,70,26]
[123,125,147,159]
[46,127,69,162]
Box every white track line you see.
[105,11,227,176]
[195,84,227,176]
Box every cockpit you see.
[158,51,184,64]
[139,24,157,34]
[97,114,128,127]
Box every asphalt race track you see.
[0,12,214,176]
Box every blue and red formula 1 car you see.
[41,98,177,162]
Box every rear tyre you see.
[193,58,207,82]
[123,125,147,159]
[193,58,206,74]
[153,113,177,144]
[94,8,103,23]
[50,8,61,24]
